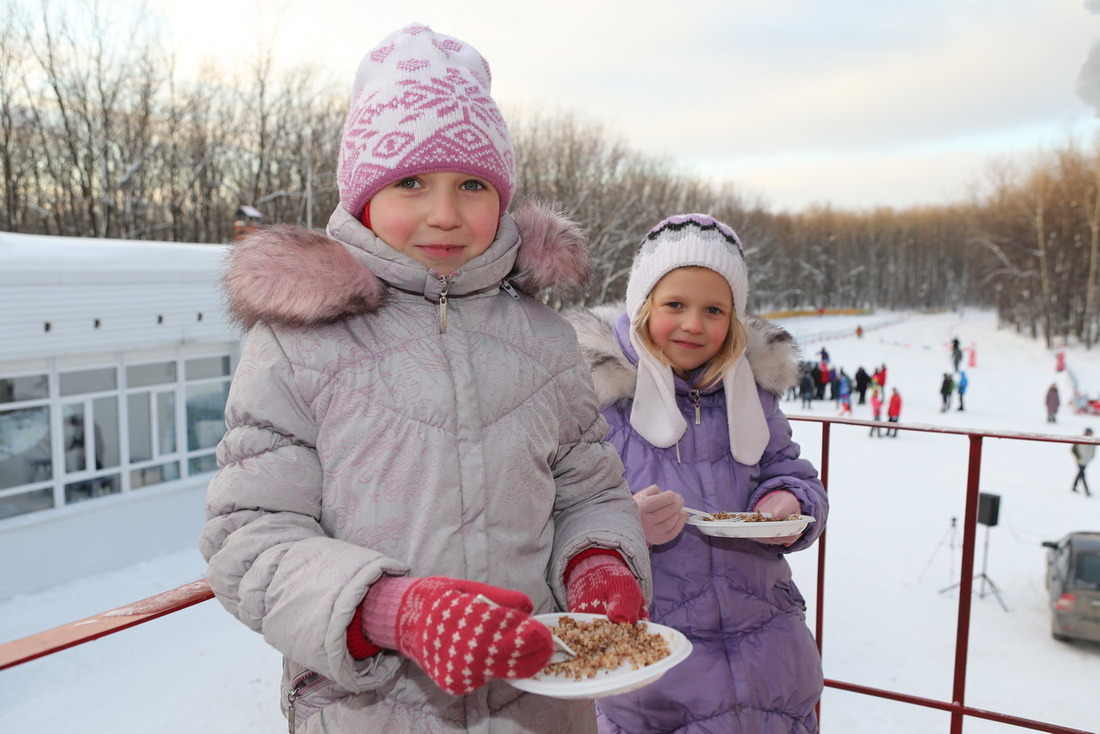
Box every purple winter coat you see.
[569,308,827,734]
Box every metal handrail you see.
[1,416,1097,733]
[0,580,213,672]
[796,415,1098,734]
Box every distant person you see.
[838,370,852,415]
[817,360,830,400]
[887,387,903,437]
[956,371,968,411]
[854,366,871,404]
[800,370,815,409]
[1046,383,1061,423]
[951,337,963,371]
[1071,428,1095,497]
[819,346,830,364]
[874,364,888,390]
[855,324,864,339]
[939,372,955,412]
[869,384,885,437]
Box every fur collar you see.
[223,200,590,330]
[567,305,801,408]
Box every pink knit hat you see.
[337,24,516,218]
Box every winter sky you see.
[122,1,1100,212]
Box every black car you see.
[1042,531,1100,643]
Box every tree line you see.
[2,1,1098,348]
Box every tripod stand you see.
[918,517,958,581]
[939,523,1008,611]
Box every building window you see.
[0,346,236,521]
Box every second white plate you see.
[686,514,815,538]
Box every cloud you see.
[1077,41,1100,115]
[141,0,1100,211]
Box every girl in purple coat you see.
[569,214,828,733]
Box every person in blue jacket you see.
[957,371,969,411]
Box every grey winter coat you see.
[200,203,651,733]
[568,307,827,734]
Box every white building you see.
[0,232,240,600]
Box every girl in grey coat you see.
[200,25,650,734]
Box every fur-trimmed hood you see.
[222,200,591,330]
[567,304,801,408]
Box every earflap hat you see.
[337,24,516,219]
[625,214,769,464]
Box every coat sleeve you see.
[544,336,652,608]
[199,323,407,692]
[747,391,829,553]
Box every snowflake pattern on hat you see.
[337,25,515,217]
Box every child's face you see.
[369,172,501,276]
[647,267,733,373]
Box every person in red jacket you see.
[887,387,903,437]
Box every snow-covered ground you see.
[1,309,1098,733]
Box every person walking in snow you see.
[817,360,830,400]
[838,370,852,415]
[568,213,828,734]
[874,364,888,391]
[869,383,885,437]
[939,372,955,412]
[800,369,815,409]
[1072,428,1095,497]
[951,337,963,372]
[887,387,903,437]
[200,25,649,733]
[956,371,968,411]
[854,366,871,404]
[1046,383,1061,423]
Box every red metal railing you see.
[1,417,1096,733]
[800,415,1096,734]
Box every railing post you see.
[815,420,830,724]
[949,434,984,734]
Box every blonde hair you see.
[632,268,747,391]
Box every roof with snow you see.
[0,232,239,362]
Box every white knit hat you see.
[337,24,515,218]
[625,214,769,464]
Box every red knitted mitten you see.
[371,576,553,695]
[565,549,648,623]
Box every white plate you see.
[506,613,692,699]
[686,513,815,538]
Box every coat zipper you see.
[689,389,702,425]
[287,671,326,733]
[438,277,449,333]
[500,279,520,300]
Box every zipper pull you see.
[690,389,702,425]
[438,278,449,333]
[287,671,321,732]
[500,279,520,300]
